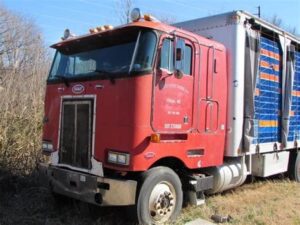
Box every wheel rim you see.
[148,181,176,223]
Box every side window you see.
[184,45,192,75]
[160,39,174,72]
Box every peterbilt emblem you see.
[72,84,85,94]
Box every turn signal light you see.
[150,133,160,143]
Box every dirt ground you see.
[0,170,136,225]
[0,170,299,225]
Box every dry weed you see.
[174,179,300,225]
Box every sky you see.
[1,0,300,46]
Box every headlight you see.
[108,152,117,163]
[42,141,54,154]
[107,150,130,166]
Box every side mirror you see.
[176,48,182,61]
[174,38,185,79]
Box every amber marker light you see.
[104,25,114,30]
[150,133,161,143]
[144,14,152,21]
[144,14,160,22]
[89,28,98,34]
[96,26,105,32]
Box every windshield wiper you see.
[54,75,70,87]
[93,69,116,85]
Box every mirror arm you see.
[158,68,173,79]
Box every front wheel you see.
[137,166,183,225]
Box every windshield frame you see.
[47,28,159,84]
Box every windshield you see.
[48,29,157,80]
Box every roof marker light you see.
[104,25,114,30]
[89,28,98,34]
[144,14,160,22]
[143,14,151,21]
[96,26,105,32]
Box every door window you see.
[160,38,192,75]
[160,39,174,72]
[184,45,192,75]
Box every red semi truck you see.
[39,9,300,224]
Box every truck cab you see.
[40,8,228,225]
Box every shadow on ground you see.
[0,169,136,225]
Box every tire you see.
[136,166,183,225]
[289,152,300,182]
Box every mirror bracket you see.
[174,69,183,79]
[174,37,185,76]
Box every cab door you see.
[152,36,194,132]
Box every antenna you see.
[254,6,261,18]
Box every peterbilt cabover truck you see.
[39,9,300,224]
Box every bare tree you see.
[0,7,48,77]
[115,1,176,25]
[270,14,282,27]
[0,5,50,174]
[267,14,298,36]
[115,0,134,24]
[152,14,177,25]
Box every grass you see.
[174,179,300,225]
[0,171,299,225]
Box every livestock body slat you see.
[288,51,300,141]
[253,36,282,144]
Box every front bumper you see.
[39,163,137,206]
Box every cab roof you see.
[51,20,225,51]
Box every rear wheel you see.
[137,166,183,225]
[288,151,300,182]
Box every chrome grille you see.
[59,100,93,169]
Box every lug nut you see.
[156,205,161,210]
